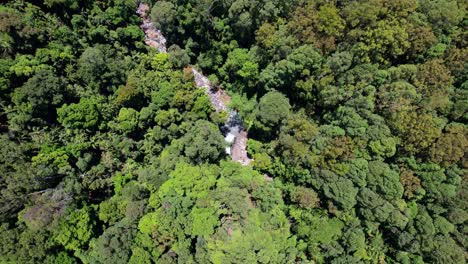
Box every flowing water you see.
[137,3,252,165]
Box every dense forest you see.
[0,0,467,263]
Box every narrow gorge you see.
[137,2,252,165]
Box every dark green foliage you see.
[9,68,67,130]
[179,120,226,163]
[254,90,291,137]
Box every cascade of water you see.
[137,3,252,165]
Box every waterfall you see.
[137,3,252,165]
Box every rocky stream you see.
[137,2,252,165]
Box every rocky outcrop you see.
[191,68,229,112]
[136,3,167,53]
[231,131,251,165]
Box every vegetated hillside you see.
[0,0,466,263]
